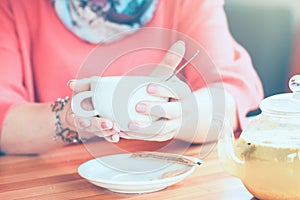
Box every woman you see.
[0,0,263,155]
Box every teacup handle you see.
[71,91,99,117]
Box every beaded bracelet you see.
[51,96,81,144]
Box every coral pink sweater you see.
[0,0,263,132]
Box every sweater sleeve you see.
[178,0,264,129]
[0,0,33,132]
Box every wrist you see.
[51,97,81,144]
[59,98,75,130]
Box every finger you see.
[160,40,186,67]
[118,131,130,139]
[112,123,121,133]
[147,81,191,99]
[136,101,182,119]
[68,79,90,92]
[104,133,120,143]
[93,130,115,138]
[75,117,114,136]
[68,77,97,93]
[107,131,128,142]
[150,40,186,78]
[95,123,121,139]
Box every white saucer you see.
[78,153,196,194]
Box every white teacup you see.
[71,76,175,131]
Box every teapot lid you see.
[260,75,300,114]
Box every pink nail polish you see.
[67,80,75,89]
[136,103,147,113]
[79,118,90,128]
[177,40,186,47]
[101,121,113,129]
[129,122,139,130]
[112,134,120,142]
[147,84,157,94]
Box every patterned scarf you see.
[53,0,158,44]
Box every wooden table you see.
[0,139,255,200]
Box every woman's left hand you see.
[125,81,196,141]
[121,40,198,141]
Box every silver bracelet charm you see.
[51,96,81,144]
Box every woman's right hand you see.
[66,77,122,143]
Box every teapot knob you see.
[289,75,300,93]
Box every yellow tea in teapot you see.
[219,75,300,200]
[236,130,300,200]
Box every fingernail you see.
[101,121,113,129]
[67,80,75,89]
[177,40,186,47]
[147,84,157,94]
[128,122,139,130]
[77,118,90,128]
[112,134,120,142]
[136,103,147,113]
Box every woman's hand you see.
[123,40,238,143]
[122,40,200,142]
[125,82,196,142]
[67,78,122,143]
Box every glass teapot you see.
[218,75,300,200]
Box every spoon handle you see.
[165,50,200,81]
[131,151,203,166]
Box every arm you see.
[177,86,238,143]
[1,103,66,155]
[0,2,119,155]
[0,1,69,154]
[0,1,54,155]
[179,0,263,130]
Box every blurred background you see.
[224,0,300,99]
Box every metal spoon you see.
[165,50,200,81]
